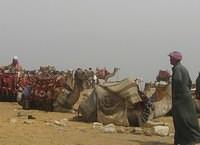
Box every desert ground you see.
[0,101,176,145]
[1,89,199,145]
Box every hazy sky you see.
[0,0,200,82]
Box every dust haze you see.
[0,0,200,81]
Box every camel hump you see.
[98,78,142,104]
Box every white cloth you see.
[13,56,18,60]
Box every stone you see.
[93,122,103,129]
[169,133,174,137]
[60,118,68,123]
[144,120,169,128]
[24,120,33,124]
[152,126,169,136]
[103,124,117,133]
[144,129,153,136]
[132,127,144,135]
[116,127,126,133]
[54,120,66,127]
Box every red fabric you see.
[0,73,18,95]
[29,76,57,101]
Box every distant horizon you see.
[1,56,199,83]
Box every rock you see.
[93,122,103,129]
[116,127,126,133]
[169,133,174,137]
[54,120,66,127]
[144,120,169,128]
[24,120,33,124]
[125,127,135,133]
[132,127,144,135]
[103,124,117,133]
[152,126,169,136]
[144,128,153,136]
[60,118,68,123]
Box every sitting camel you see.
[17,68,89,112]
[53,69,89,112]
[77,71,172,127]
[127,78,172,126]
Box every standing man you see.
[169,51,200,145]
[196,72,200,99]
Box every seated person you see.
[4,56,22,73]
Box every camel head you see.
[74,68,90,89]
[156,70,171,83]
[155,71,171,88]
[114,67,120,72]
[152,70,171,102]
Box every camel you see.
[190,86,200,115]
[104,67,120,82]
[126,82,171,126]
[144,76,200,119]
[96,67,120,83]
[63,69,74,90]
[144,82,156,97]
[145,78,200,119]
[17,68,89,112]
[78,71,172,127]
[53,69,88,112]
[149,81,172,118]
[77,77,148,126]
[77,78,142,126]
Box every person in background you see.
[169,51,200,145]
[196,72,200,99]
[88,67,96,87]
[5,56,22,73]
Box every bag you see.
[100,78,142,104]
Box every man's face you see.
[170,56,177,66]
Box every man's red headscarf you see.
[168,51,182,61]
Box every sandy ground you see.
[0,101,177,145]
